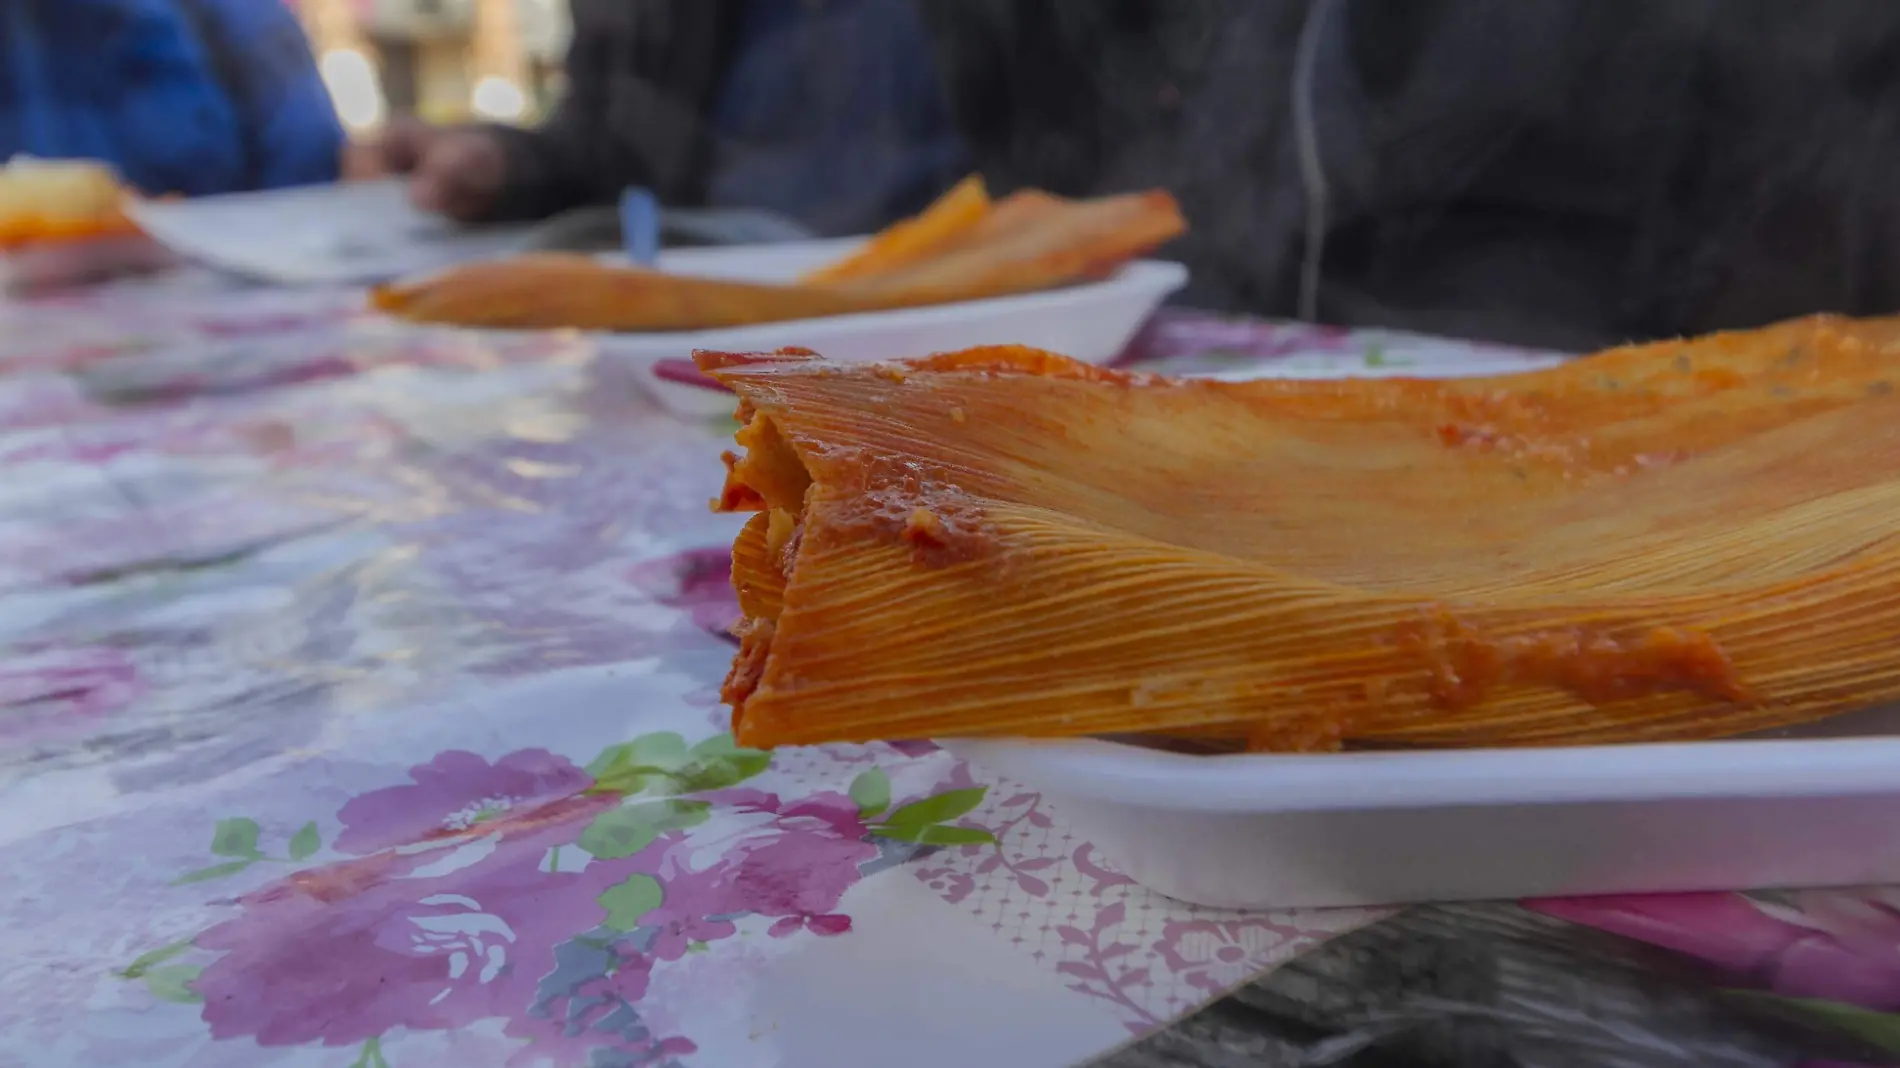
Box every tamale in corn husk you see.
[371,181,1185,332]
[701,316,1900,752]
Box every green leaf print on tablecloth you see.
[599,874,665,930]
[171,817,329,885]
[881,786,986,826]
[116,941,204,1004]
[578,799,713,858]
[867,786,997,846]
[209,817,261,859]
[586,730,772,796]
[850,767,892,818]
[287,821,320,861]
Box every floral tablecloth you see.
[2,276,1898,1068]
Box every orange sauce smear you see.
[1398,609,1750,712]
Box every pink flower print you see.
[723,793,878,936]
[629,548,740,641]
[1071,843,1138,896]
[768,913,854,938]
[0,646,143,741]
[193,832,635,1050]
[915,863,978,905]
[1056,903,1158,1030]
[609,850,750,959]
[1531,890,1900,1009]
[1154,918,1310,993]
[645,914,740,962]
[657,790,877,937]
[334,749,597,855]
[814,739,945,766]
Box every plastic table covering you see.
[1,275,1897,1068]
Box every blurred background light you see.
[295,0,562,127]
[469,75,527,121]
[319,48,388,133]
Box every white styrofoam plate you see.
[607,241,1190,418]
[942,713,1900,913]
[937,355,1900,912]
[125,179,543,285]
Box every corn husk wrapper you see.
[371,183,1185,332]
[702,317,1900,752]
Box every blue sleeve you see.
[181,0,343,190]
[70,2,247,197]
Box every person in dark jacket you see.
[0,0,343,196]
[384,0,965,238]
[913,0,1900,351]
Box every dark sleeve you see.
[484,0,728,222]
[913,0,1319,315]
[481,0,622,222]
[912,0,1618,326]
[911,0,1108,199]
[179,0,344,191]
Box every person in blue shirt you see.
[383,0,966,238]
[0,0,344,196]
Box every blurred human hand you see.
[340,140,386,181]
[378,117,508,222]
